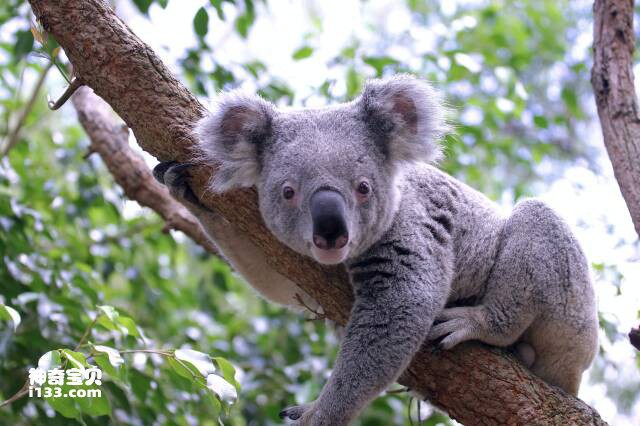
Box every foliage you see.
[0,0,637,425]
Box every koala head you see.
[196,75,448,265]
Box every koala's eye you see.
[282,185,295,200]
[357,181,371,195]
[355,178,372,203]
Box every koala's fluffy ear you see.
[195,91,275,192]
[359,74,449,166]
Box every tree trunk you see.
[28,1,606,424]
[591,0,640,238]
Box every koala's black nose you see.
[310,189,349,250]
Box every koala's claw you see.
[279,408,301,420]
[167,164,192,188]
[428,307,483,350]
[152,161,177,184]
[279,402,316,424]
[153,161,201,206]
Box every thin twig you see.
[0,382,29,409]
[0,61,54,157]
[48,77,83,110]
[74,314,100,352]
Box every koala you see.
[154,75,599,425]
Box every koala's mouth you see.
[310,245,350,265]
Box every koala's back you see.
[403,163,595,315]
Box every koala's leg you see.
[429,199,598,395]
[508,200,598,395]
[153,162,318,310]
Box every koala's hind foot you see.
[525,316,598,396]
[512,341,536,368]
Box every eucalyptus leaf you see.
[38,350,62,371]
[93,345,124,367]
[0,304,20,331]
[174,349,216,377]
[206,373,237,403]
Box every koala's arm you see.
[284,225,452,424]
[153,162,317,310]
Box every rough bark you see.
[591,0,640,238]
[28,1,606,424]
[71,86,219,256]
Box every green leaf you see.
[363,56,399,76]
[533,115,548,129]
[194,7,210,38]
[96,315,119,332]
[346,67,363,99]
[204,390,223,417]
[129,369,152,401]
[340,46,356,59]
[75,383,111,417]
[292,46,313,60]
[206,374,237,403]
[132,0,153,14]
[156,0,169,8]
[95,306,139,336]
[210,0,226,20]
[61,350,89,369]
[93,353,119,382]
[13,29,34,62]
[561,87,581,117]
[174,349,216,376]
[45,384,81,418]
[117,316,140,337]
[167,356,198,380]
[93,345,124,368]
[0,304,21,331]
[97,305,119,322]
[38,350,62,371]
[235,10,255,39]
[213,357,240,391]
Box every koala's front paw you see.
[428,306,484,350]
[279,402,320,425]
[153,161,201,207]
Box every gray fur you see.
[195,91,276,192]
[157,74,598,425]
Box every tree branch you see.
[71,86,219,256]
[28,1,605,423]
[591,0,640,238]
